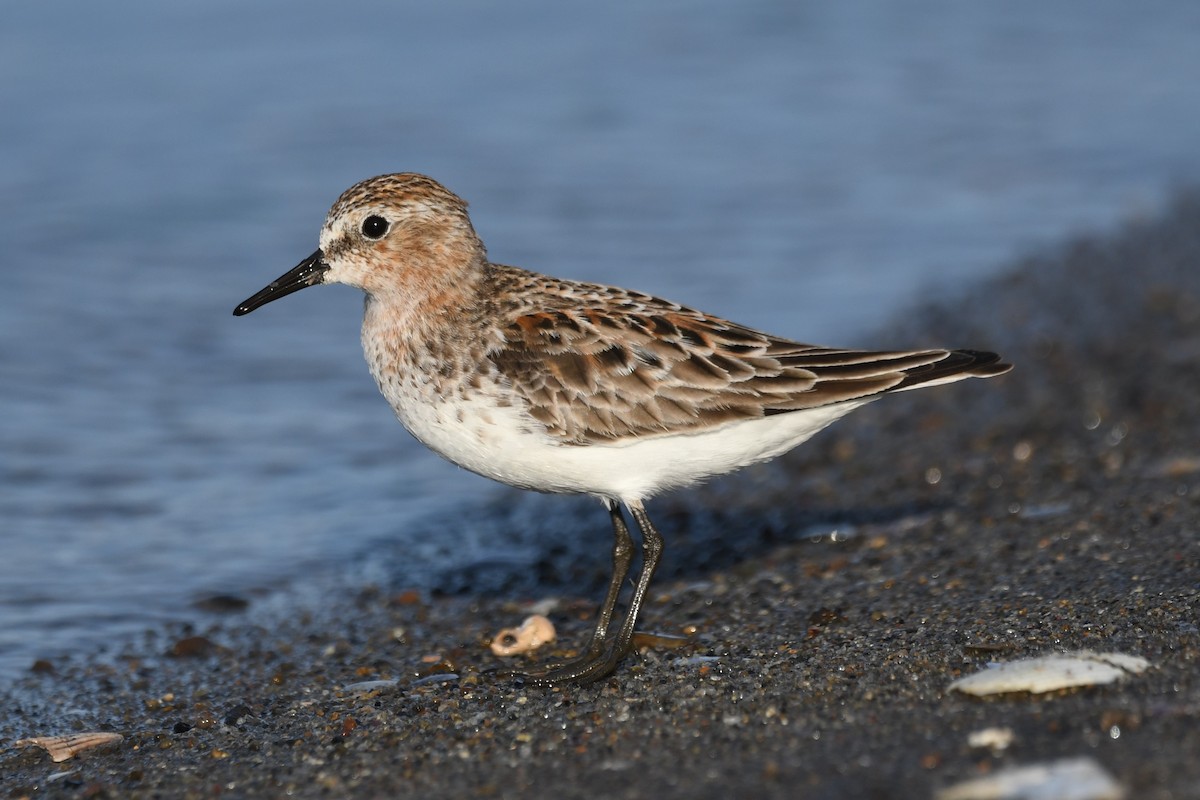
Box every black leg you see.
[601,502,663,662]
[521,500,663,686]
[582,503,635,655]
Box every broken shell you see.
[950,650,1150,696]
[935,757,1124,800]
[490,614,556,656]
[967,727,1015,752]
[17,732,123,762]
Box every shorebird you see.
[234,173,1010,684]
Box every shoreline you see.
[4,195,1199,798]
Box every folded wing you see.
[488,286,1009,446]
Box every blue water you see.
[3,1,1200,679]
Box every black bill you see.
[233,250,330,316]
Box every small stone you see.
[224,703,253,726]
[168,635,220,658]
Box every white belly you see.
[390,382,869,503]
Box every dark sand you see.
[4,195,1198,798]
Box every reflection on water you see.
[3,0,1200,678]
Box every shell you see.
[490,614,556,656]
[950,651,1151,696]
[17,732,123,762]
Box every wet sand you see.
[3,195,1198,798]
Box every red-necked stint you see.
[235,173,1011,685]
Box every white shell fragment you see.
[490,614,556,656]
[935,757,1124,800]
[17,732,123,762]
[950,651,1150,696]
[967,726,1015,752]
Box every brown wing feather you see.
[485,267,1010,445]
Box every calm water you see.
[3,1,1200,678]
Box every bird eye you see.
[361,215,390,239]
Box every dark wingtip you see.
[956,349,1014,377]
[894,349,1012,390]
